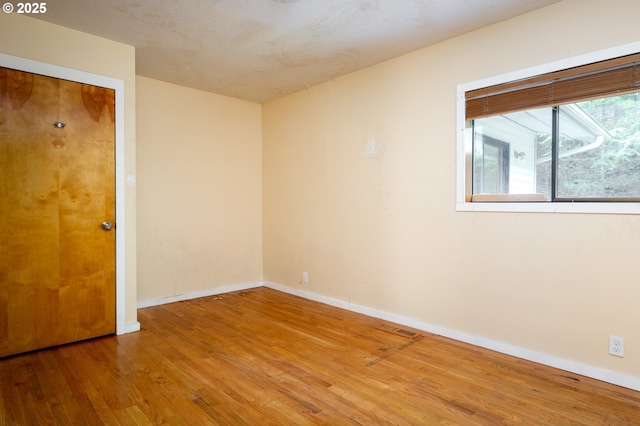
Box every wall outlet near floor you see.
[302,272,309,284]
[609,335,624,357]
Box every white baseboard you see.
[123,321,141,334]
[136,281,264,309]
[264,281,640,392]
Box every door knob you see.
[101,221,113,231]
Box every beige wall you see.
[136,77,262,303]
[0,14,138,328]
[263,0,640,380]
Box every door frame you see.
[1,52,129,335]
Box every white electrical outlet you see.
[302,272,309,284]
[609,335,624,357]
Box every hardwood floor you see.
[1,287,639,425]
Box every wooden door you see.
[0,67,116,357]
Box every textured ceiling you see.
[33,0,561,103]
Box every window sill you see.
[457,200,640,214]
[471,194,547,202]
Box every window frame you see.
[456,41,640,214]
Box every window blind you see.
[466,52,640,120]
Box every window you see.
[473,136,510,194]
[457,44,640,213]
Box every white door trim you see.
[0,52,128,335]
